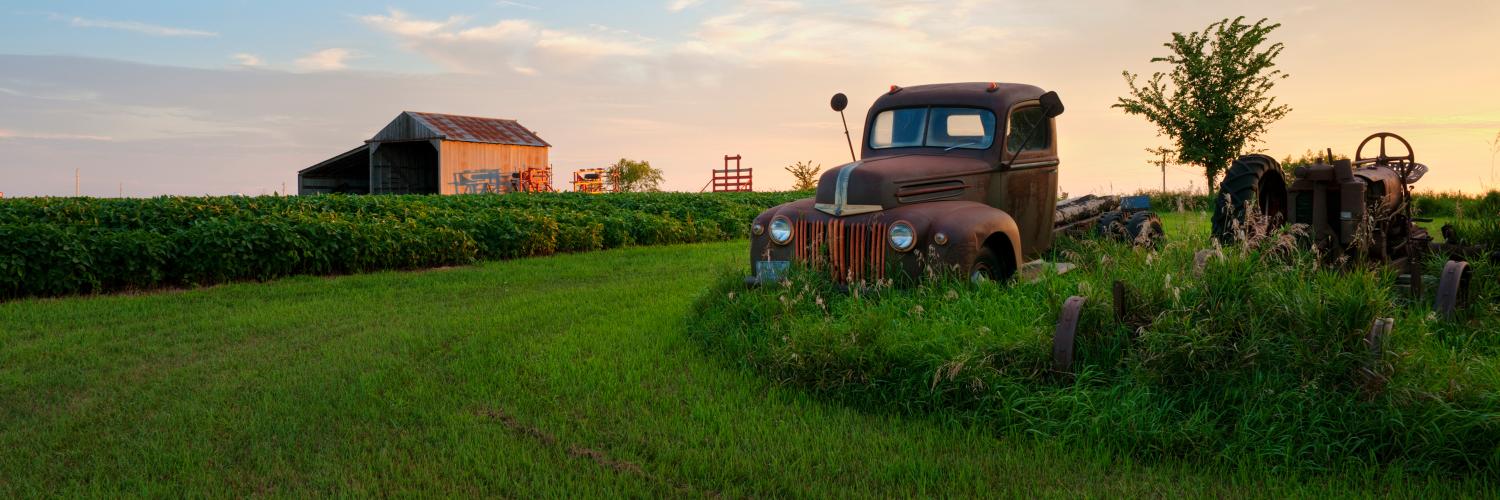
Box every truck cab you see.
[749,82,1065,285]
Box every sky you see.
[2,0,1499,197]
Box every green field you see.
[1,213,1492,496]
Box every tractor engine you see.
[1288,158,1410,255]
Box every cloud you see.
[496,0,541,9]
[61,15,217,37]
[0,128,114,141]
[295,48,355,71]
[232,53,265,67]
[358,9,655,76]
[0,82,99,101]
[668,0,703,12]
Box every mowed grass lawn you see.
[0,214,1482,496]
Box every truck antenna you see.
[830,93,856,163]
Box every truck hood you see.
[813,154,991,216]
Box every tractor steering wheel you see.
[1356,131,1426,185]
[1355,132,1416,167]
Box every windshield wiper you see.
[943,142,980,152]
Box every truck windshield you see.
[869,107,996,150]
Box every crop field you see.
[1,202,1496,496]
[0,192,802,300]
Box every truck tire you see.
[1126,211,1164,246]
[1095,210,1126,240]
[1212,154,1288,244]
[970,246,1015,283]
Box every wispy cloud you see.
[668,0,703,12]
[0,128,114,141]
[232,53,265,67]
[60,15,217,37]
[496,0,541,9]
[295,48,355,71]
[359,9,654,76]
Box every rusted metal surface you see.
[752,82,1077,283]
[1052,296,1087,374]
[1435,260,1472,319]
[400,112,550,147]
[1273,132,1425,261]
[1361,317,1395,395]
[792,218,888,283]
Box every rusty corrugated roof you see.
[406,111,550,147]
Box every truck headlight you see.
[770,216,793,245]
[889,221,916,252]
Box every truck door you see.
[988,104,1059,258]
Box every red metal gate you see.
[711,155,752,192]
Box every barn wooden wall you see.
[439,141,549,195]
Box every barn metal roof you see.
[403,111,550,147]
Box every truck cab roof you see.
[862,82,1052,164]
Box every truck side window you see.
[1006,107,1050,154]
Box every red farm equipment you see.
[511,166,554,193]
[572,168,612,194]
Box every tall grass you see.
[689,214,1500,473]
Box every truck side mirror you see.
[830,93,849,112]
[1039,91,1064,118]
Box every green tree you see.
[784,161,822,191]
[1115,16,1291,194]
[608,158,664,192]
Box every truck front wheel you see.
[970,246,1015,284]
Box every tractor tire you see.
[1212,154,1289,244]
[970,245,1014,284]
[1126,211,1164,247]
[1095,210,1127,241]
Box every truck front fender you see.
[922,202,1024,276]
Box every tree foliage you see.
[608,158,665,193]
[1115,16,1291,193]
[1280,149,1348,178]
[785,161,822,191]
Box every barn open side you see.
[298,111,551,196]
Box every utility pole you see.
[75,168,80,197]
[118,182,123,198]
[1145,147,1172,191]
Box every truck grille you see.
[792,219,889,283]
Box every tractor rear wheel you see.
[1126,211,1164,246]
[1212,154,1288,244]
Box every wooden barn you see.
[298,111,551,195]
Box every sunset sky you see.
[2,0,1498,197]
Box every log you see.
[1054,195,1120,227]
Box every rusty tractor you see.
[1211,132,1477,317]
[747,82,1162,287]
